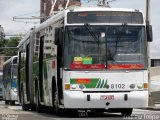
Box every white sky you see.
[0,0,40,35]
[0,0,160,54]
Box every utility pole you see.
[0,25,4,40]
[146,0,150,88]
[146,0,150,23]
[146,0,152,106]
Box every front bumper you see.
[10,89,18,101]
[64,91,148,109]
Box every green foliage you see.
[0,38,7,54]
[0,37,19,60]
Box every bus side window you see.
[13,57,17,64]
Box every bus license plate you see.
[100,95,114,100]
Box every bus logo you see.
[96,79,109,89]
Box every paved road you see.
[0,101,160,120]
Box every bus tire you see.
[10,101,15,105]
[21,91,30,111]
[30,104,36,111]
[121,108,133,116]
[36,89,44,113]
[53,91,63,116]
[5,100,9,105]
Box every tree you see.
[0,38,7,54]
[4,37,19,59]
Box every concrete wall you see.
[150,67,160,103]
[150,66,160,77]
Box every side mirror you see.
[146,22,153,42]
[55,27,63,45]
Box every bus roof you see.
[66,7,143,12]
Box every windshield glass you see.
[12,65,18,82]
[64,26,147,70]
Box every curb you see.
[140,106,160,111]
[146,107,160,111]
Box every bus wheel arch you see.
[52,77,56,94]
[21,85,30,111]
[35,78,44,113]
[5,100,9,105]
[52,76,56,108]
[34,78,38,96]
[52,76,63,115]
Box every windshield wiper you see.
[115,23,127,53]
[84,23,102,62]
[84,23,99,44]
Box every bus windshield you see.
[64,26,147,70]
[12,65,18,80]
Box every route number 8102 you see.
[110,84,125,89]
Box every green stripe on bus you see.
[85,79,99,88]
[70,79,77,84]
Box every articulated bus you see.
[3,56,18,105]
[18,3,153,116]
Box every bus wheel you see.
[36,89,44,113]
[10,101,15,105]
[53,91,63,116]
[21,91,29,111]
[121,108,133,116]
[5,100,9,105]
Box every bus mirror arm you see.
[55,27,63,45]
[146,21,153,42]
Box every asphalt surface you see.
[0,101,160,120]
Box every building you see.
[0,25,5,69]
[40,0,52,23]
[0,25,5,40]
[151,51,160,67]
[0,55,5,68]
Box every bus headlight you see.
[13,88,17,92]
[71,84,78,89]
[79,84,85,90]
[65,84,85,90]
[130,84,135,89]
[137,84,143,89]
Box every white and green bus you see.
[18,3,152,116]
[3,56,18,105]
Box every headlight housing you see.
[12,88,17,92]
[130,84,135,89]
